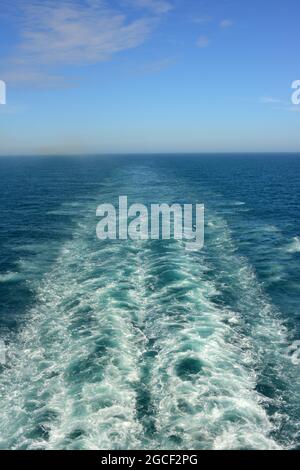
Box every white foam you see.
[137,240,283,450]
[287,236,300,253]
[132,211,297,450]
[0,215,145,449]
[0,174,297,450]
[0,272,22,283]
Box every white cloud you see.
[196,35,210,48]
[0,0,160,84]
[260,96,300,112]
[220,19,233,28]
[129,0,173,14]
[137,57,176,74]
[2,69,75,88]
[17,1,155,65]
[260,97,283,104]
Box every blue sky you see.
[0,0,299,155]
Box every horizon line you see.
[1,151,300,158]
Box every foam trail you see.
[132,238,282,449]
[125,188,299,449]
[0,214,145,449]
[0,167,299,450]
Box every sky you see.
[0,0,299,155]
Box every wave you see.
[286,236,300,254]
[0,272,23,283]
[137,213,294,450]
[0,170,298,450]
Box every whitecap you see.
[286,236,300,253]
[0,271,22,283]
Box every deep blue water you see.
[0,154,299,449]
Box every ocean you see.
[0,154,299,450]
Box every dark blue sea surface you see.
[0,154,299,449]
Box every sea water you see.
[0,154,299,450]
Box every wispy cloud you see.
[260,96,300,112]
[128,0,173,14]
[193,17,233,50]
[220,19,233,28]
[16,1,154,65]
[0,0,165,85]
[260,96,283,104]
[196,35,210,48]
[137,57,176,74]
[192,15,212,25]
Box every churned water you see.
[0,154,299,449]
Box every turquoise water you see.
[0,154,299,450]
